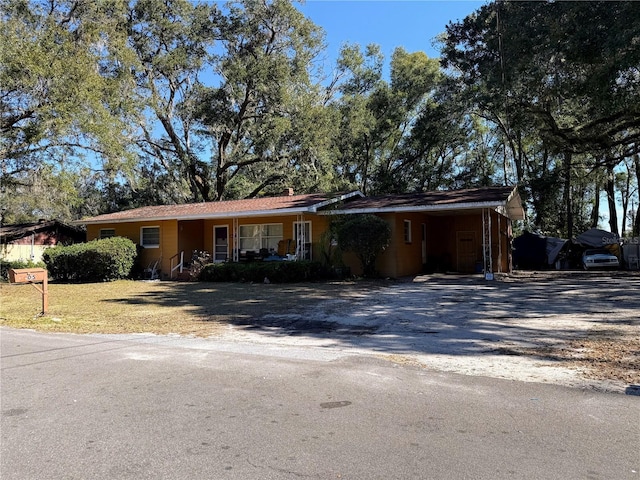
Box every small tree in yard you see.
[335,215,391,277]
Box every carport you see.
[322,186,525,277]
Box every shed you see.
[0,220,86,263]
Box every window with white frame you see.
[99,228,115,239]
[239,224,283,252]
[141,226,160,248]
[403,220,412,243]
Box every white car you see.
[582,248,619,270]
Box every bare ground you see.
[212,270,640,393]
[496,271,639,386]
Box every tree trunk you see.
[563,151,573,238]
[591,179,600,228]
[620,162,631,238]
[634,152,640,236]
[605,160,619,236]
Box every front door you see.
[457,231,477,273]
[214,226,229,262]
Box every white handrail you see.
[170,251,184,279]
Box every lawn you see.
[0,280,349,336]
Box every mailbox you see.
[9,268,48,284]
[8,268,49,315]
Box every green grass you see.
[0,280,361,336]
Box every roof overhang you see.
[76,191,365,225]
[78,207,324,225]
[320,187,526,221]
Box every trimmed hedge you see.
[43,237,137,282]
[199,261,331,283]
[0,259,46,281]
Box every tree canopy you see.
[1,0,639,237]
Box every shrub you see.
[335,215,391,277]
[0,259,46,281]
[198,260,330,283]
[43,237,137,282]
[189,250,212,281]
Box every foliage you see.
[198,260,331,283]
[43,237,137,282]
[188,250,212,280]
[1,0,138,220]
[440,0,640,236]
[328,44,448,195]
[2,0,639,238]
[0,259,45,281]
[194,0,329,200]
[335,215,391,277]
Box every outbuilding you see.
[0,220,86,263]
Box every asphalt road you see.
[1,328,638,480]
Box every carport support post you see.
[497,214,502,273]
[482,208,493,279]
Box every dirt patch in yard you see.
[516,327,640,385]
[494,271,640,386]
[215,271,640,392]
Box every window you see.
[261,224,283,251]
[141,226,160,248]
[239,224,283,252]
[404,220,412,243]
[99,229,115,239]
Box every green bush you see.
[43,237,137,282]
[335,214,391,277]
[199,260,330,283]
[0,259,46,281]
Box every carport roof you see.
[322,186,525,220]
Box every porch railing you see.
[170,251,184,280]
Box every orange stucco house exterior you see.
[78,186,524,279]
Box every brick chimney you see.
[282,188,294,196]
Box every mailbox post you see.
[8,268,49,315]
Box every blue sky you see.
[296,1,486,67]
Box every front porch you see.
[150,214,320,280]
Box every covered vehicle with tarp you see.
[513,231,568,270]
[513,231,546,269]
[575,228,620,256]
